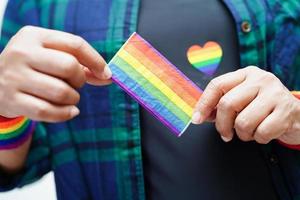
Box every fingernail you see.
[70,107,80,118]
[103,66,112,79]
[192,112,202,124]
[221,136,232,142]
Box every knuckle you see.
[35,104,49,118]
[218,97,234,111]
[255,129,271,144]
[72,92,80,104]
[239,135,252,142]
[71,36,85,51]
[260,72,278,83]
[198,96,213,111]
[53,85,70,101]
[235,117,251,133]
[18,26,36,35]
[1,70,21,87]
[8,46,29,58]
[282,121,292,134]
[208,78,222,91]
[245,66,260,72]
[236,129,252,142]
[61,56,78,75]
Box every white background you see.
[0,1,56,200]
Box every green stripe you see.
[40,2,51,27]
[20,0,53,16]
[49,127,137,147]
[194,57,221,67]
[0,35,9,47]
[0,120,30,140]
[2,19,23,34]
[53,149,77,167]
[113,56,190,123]
[53,0,69,30]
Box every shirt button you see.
[241,21,252,33]
[269,154,279,165]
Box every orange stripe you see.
[130,34,201,105]
[0,117,25,129]
[188,45,220,57]
[124,44,199,107]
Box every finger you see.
[39,28,111,80]
[18,69,80,105]
[13,93,80,122]
[215,82,259,142]
[254,107,288,144]
[83,67,112,86]
[192,69,246,124]
[206,109,217,122]
[28,48,86,88]
[234,93,276,142]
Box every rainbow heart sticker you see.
[187,42,223,76]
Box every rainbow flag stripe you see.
[109,33,202,136]
[292,91,300,99]
[0,116,35,150]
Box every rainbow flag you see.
[109,33,202,136]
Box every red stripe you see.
[130,34,201,104]
[0,116,17,123]
[0,117,25,129]
[293,94,300,99]
[277,140,300,151]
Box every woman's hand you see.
[0,26,112,122]
[192,66,300,145]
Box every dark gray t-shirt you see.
[138,0,279,200]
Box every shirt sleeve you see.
[0,1,51,191]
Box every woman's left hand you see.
[192,66,300,145]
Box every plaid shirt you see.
[0,0,300,199]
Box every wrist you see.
[0,116,35,150]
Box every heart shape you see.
[187,41,223,76]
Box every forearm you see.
[0,117,35,173]
[0,136,32,174]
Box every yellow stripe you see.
[291,91,300,94]
[188,46,220,57]
[189,49,222,63]
[119,50,194,117]
[0,118,28,134]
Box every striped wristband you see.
[0,116,36,150]
[277,91,300,150]
[292,91,300,99]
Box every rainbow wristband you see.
[277,91,300,150]
[292,91,300,99]
[0,116,35,150]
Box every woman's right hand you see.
[0,26,112,122]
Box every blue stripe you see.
[110,63,186,134]
[195,63,219,70]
